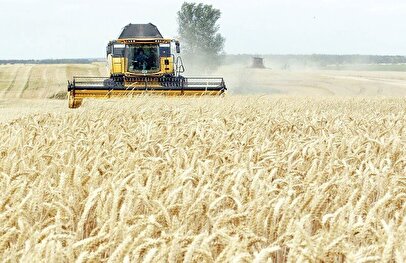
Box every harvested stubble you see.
[0,96,406,262]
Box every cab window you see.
[113,44,125,57]
[128,44,159,72]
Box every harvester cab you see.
[67,23,226,108]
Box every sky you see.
[1,0,406,59]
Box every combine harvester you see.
[67,23,227,108]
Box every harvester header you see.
[67,23,227,108]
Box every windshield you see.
[128,44,159,73]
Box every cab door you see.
[159,43,173,74]
[112,44,125,74]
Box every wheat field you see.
[0,96,405,262]
[0,63,107,99]
[2,63,406,99]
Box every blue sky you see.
[1,0,406,59]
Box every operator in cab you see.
[135,48,148,70]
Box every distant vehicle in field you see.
[251,57,265,68]
[68,23,227,108]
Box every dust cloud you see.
[208,60,406,96]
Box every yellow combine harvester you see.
[68,23,227,108]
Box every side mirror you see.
[106,44,112,56]
[175,41,180,53]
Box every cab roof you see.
[118,23,163,39]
